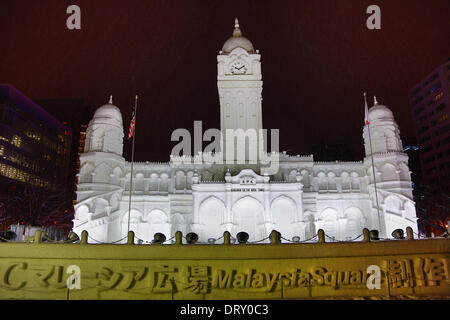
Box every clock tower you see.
[217,18,263,162]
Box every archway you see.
[271,196,297,242]
[344,207,364,240]
[198,197,226,242]
[231,196,265,242]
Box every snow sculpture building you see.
[72,19,418,244]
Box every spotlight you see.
[391,229,405,240]
[369,230,379,241]
[64,231,80,243]
[236,232,249,244]
[152,233,166,244]
[186,232,198,244]
[208,238,216,244]
[276,231,282,243]
[41,232,48,242]
[0,230,16,242]
[292,236,300,243]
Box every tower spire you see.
[374,96,378,105]
[109,95,113,104]
[233,17,242,37]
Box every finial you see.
[374,96,378,105]
[233,17,242,37]
[363,92,366,97]
[109,95,113,104]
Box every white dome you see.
[222,18,255,54]
[369,104,394,121]
[222,36,254,54]
[93,96,123,127]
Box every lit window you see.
[434,92,444,101]
[438,114,448,123]
[12,135,21,148]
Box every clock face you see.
[230,61,247,74]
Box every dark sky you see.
[1,0,449,162]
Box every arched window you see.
[147,209,170,240]
[186,171,194,190]
[341,171,350,191]
[171,213,185,239]
[271,196,297,242]
[320,208,338,241]
[122,209,143,239]
[404,202,416,220]
[367,165,380,184]
[94,198,109,216]
[175,171,186,190]
[381,163,397,181]
[327,172,336,190]
[232,196,265,242]
[398,163,410,181]
[301,169,310,189]
[385,129,398,151]
[110,167,123,186]
[198,197,225,242]
[160,173,169,192]
[344,207,364,240]
[317,172,327,191]
[303,212,316,240]
[90,127,104,151]
[79,163,94,184]
[385,195,402,215]
[75,205,90,221]
[93,163,111,184]
[373,130,387,153]
[350,172,360,190]
[288,170,297,182]
[149,173,159,192]
[134,173,145,192]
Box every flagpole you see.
[127,95,138,235]
[364,92,382,235]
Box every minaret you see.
[84,95,124,156]
[73,96,126,242]
[217,18,263,162]
[362,96,417,237]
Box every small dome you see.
[93,95,123,126]
[369,104,394,121]
[221,18,255,54]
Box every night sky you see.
[1,0,449,162]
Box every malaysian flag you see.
[128,109,136,139]
[364,92,370,126]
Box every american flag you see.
[128,110,136,139]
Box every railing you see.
[13,226,425,245]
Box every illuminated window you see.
[434,92,444,101]
[438,114,448,123]
[12,135,21,148]
[0,145,4,156]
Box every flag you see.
[128,110,136,139]
[364,92,370,126]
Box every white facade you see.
[72,20,418,244]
